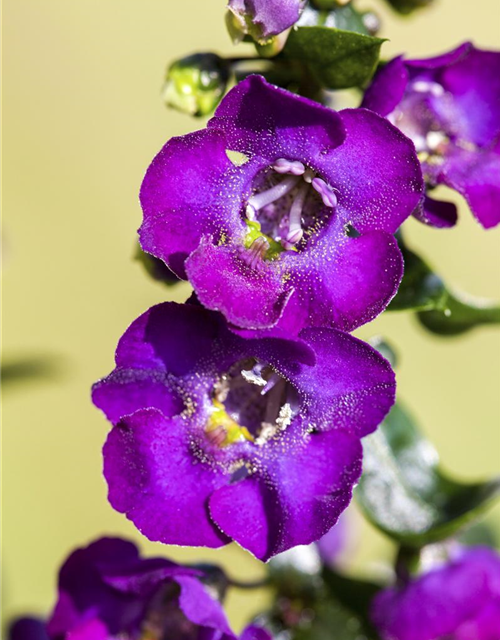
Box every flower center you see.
[243,159,337,254]
[140,582,198,640]
[206,358,298,448]
[389,80,455,158]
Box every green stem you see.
[395,546,421,585]
[227,576,271,590]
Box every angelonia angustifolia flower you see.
[226,0,305,45]
[163,53,230,118]
[363,42,500,229]
[140,75,423,336]
[371,546,500,640]
[9,537,272,640]
[92,302,396,561]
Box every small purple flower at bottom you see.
[139,75,423,335]
[371,546,500,640]
[9,537,272,640]
[362,42,500,229]
[92,302,396,561]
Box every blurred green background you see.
[3,0,500,631]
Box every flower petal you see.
[228,0,303,39]
[175,575,235,639]
[92,369,183,425]
[209,429,362,561]
[186,239,293,330]
[103,409,231,549]
[295,326,396,437]
[440,146,500,229]
[371,547,500,640]
[9,619,50,640]
[139,128,248,278]
[412,194,458,228]
[315,108,424,234]
[208,75,345,163]
[362,56,410,117]
[439,46,500,147]
[284,224,404,333]
[406,41,472,70]
[240,626,274,640]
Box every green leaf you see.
[388,241,447,312]
[298,4,370,35]
[267,550,380,640]
[322,569,381,638]
[417,289,500,336]
[389,235,500,335]
[356,403,500,547]
[282,26,385,89]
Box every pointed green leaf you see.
[388,236,500,335]
[282,26,385,89]
[417,289,500,336]
[356,403,500,547]
[298,4,370,35]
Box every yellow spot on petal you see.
[226,149,250,166]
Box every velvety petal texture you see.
[363,42,500,228]
[93,302,396,559]
[104,410,231,549]
[371,546,500,640]
[209,429,362,561]
[24,537,247,640]
[140,75,423,334]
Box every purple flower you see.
[371,546,500,640]
[92,302,396,561]
[139,75,423,335]
[227,0,305,43]
[363,42,500,229]
[10,537,272,640]
[315,512,351,568]
[9,620,49,640]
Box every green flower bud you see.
[162,53,230,117]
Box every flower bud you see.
[226,0,305,45]
[162,53,230,117]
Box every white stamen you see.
[426,130,447,152]
[241,368,267,387]
[411,80,444,97]
[247,175,300,212]
[260,372,281,395]
[273,158,305,175]
[263,378,286,425]
[283,181,308,249]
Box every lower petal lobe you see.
[104,409,231,549]
[209,429,362,561]
[440,146,500,229]
[186,239,292,330]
